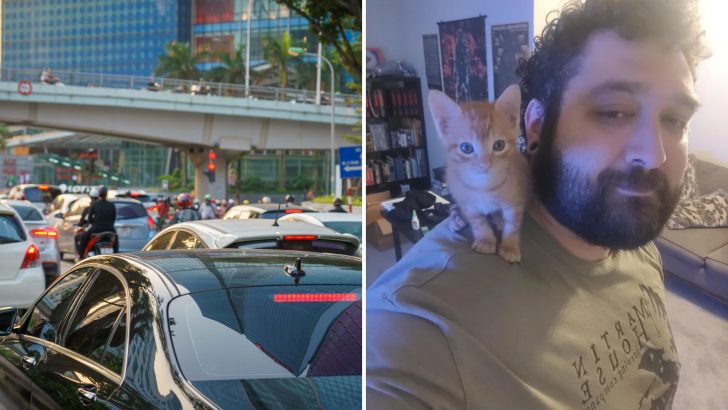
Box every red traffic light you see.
[207,162,216,172]
[208,150,216,161]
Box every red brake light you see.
[282,235,318,241]
[147,206,158,212]
[21,244,40,269]
[284,209,303,214]
[273,293,358,303]
[31,227,58,239]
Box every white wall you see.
[367,0,535,170]
[687,0,728,167]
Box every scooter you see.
[76,226,118,259]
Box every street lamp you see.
[289,46,336,197]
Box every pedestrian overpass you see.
[0,68,361,198]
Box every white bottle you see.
[411,210,420,230]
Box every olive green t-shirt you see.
[367,215,679,409]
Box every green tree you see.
[154,41,208,80]
[0,124,10,150]
[262,31,296,89]
[205,43,249,84]
[274,0,361,80]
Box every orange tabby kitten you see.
[428,85,530,262]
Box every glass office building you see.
[1,0,192,76]
[193,0,311,70]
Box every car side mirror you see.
[0,307,18,336]
[54,212,64,219]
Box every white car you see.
[0,203,45,309]
[1,199,61,286]
[143,219,361,256]
[278,212,362,241]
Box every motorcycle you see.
[76,226,118,259]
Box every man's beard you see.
[532,144,681,250]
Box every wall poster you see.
[491,22,530,99]
[422,34,442,91]
[438,15,488,103]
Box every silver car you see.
[54,197,155,258]
[0,199,61,287]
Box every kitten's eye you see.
[492,140,506,152]
[459,143,474,154]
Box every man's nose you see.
[624,115,667,169]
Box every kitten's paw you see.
[498,244,522,263]
[472,239,497,254]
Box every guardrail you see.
[0,67,361,108]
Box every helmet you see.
[176,193,192,208]
[261,196,271,204]
[98,185,108,198]
[334,198,343,207]
[243,199,250,205]
[228,198,234,204]
[89,188,99,198]
[204,194,212,201]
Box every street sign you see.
[17,80,32,96]
[339,146,362,179]
[162,179,169,190]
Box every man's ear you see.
[524,98,545,154]
[428,90,462,141]
[495,84,521,130]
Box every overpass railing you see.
[0,67,361,108]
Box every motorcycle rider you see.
[77,186,117,259]
[200,194,216,220]
[170,193,201,225]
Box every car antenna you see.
[283,257,306,285]
[272,202,282,227]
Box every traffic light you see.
[204,150,216,183]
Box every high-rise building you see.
[192,0,312,71]
[1,0,192,76]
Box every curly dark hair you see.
[518,0,710,145]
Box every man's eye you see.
[663,116,688,132]
[597,111,633,120]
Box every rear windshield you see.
[169,285,361,408]
[231,238,357,256]
[117,193,152,203]
[114,202,147,220]
[322,221,362,241]
[10,204,44,222]
[260,209,313,219]
[0,214,26,243]
[22,187,61,203]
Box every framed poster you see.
[422,34,442,90]
[491,22,530,98]
[438,16,488,103]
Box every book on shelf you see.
[368,122,390,151]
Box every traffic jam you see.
[0,184,362,409]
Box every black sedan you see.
[0,249,362,409]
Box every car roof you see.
[169,219,360,248]
[230,203,316,212]
[118,248,361,294]
[0,202,17,215]
[279,212,361,223]
[0,199,37,207]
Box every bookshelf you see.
[366,76,431,196]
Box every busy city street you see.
[0,0,362,408]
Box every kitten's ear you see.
[428,90,462,139]
[495,84,521,129]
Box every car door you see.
[0,266,94,410]
[29,268,128,409]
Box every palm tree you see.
[154,41,208,80]
[205,43,247,84]
[262,31,295,89]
